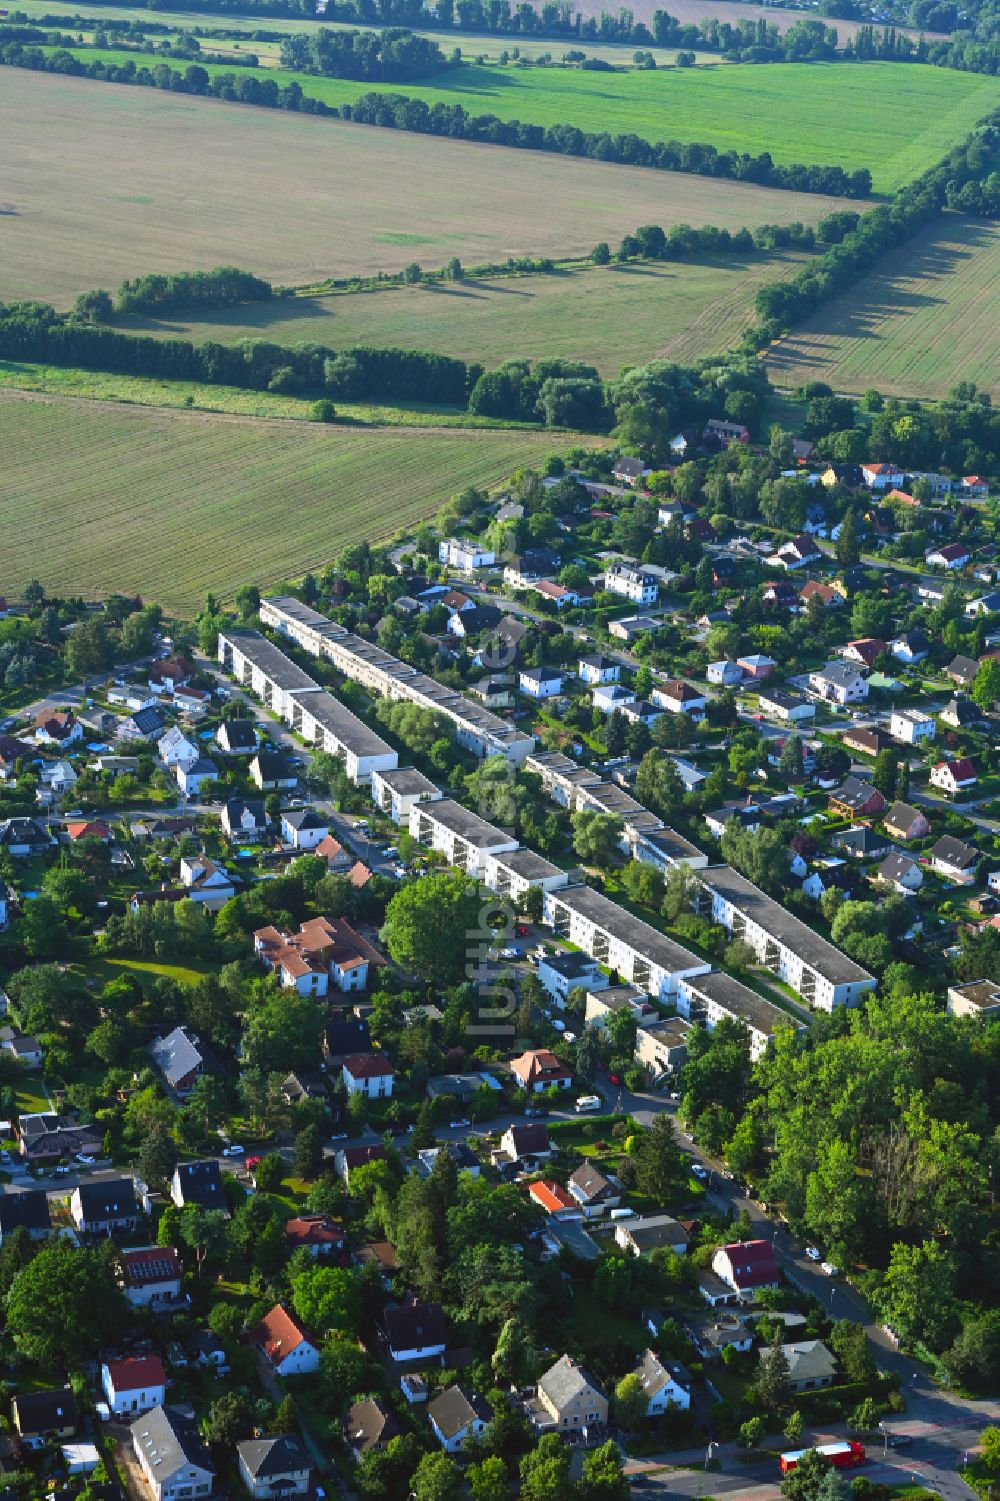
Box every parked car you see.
[222,1144,245,1157]
[821,1261,840,1277]
[525,1107,548,1119]
[805,1246,822,1261]
[449,1118,471,1130]
[515,924,531,937]
[608,1072,622,1085]
[887,1436,912,1449]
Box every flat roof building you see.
[543,883,710,1000]
[678,970,802,1060]
[695,865,875,1010]
[261,596,534,763]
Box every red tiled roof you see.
[937,758,976,780]
[719,1238,778,1288]
[342,1053,395,1080]
[105,1356,166,1391]
[254,1303,314,1364]
[285,1214,345,1250]
[529,1180,575,1213]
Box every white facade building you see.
[542,883,710,1001]
[259,597,534,763]
[694,866,875,1010]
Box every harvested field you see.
[0,391,578,613]
[29,51,999,195]
[565,0,945,42]
[11,0,946,45]
[766,216,1000,401]
[122,253,813,375]
[0,70,864,306]
[10,0,726,64]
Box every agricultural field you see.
[10,0,726,65]
[766,216,1000,401]
[122,252,812,374]
[569,0,945,42]
[10,0,946,46]
[29,48,1000,193]
[0,391,578,612]
[1,70,864,306]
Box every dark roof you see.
[253,751,292,778]
[345,1398,401,1455]
[130,706,166,735]
[224,796,267,826]
[13,1387,77,1435]
[173,1160,227,1211]
[382,1300,448,1353]
[568,1162,614,1202]
[218,719,257,748]
[0,1188,51,1235]
[323,1018,371,1058]
[930,835,979,870]
[428,1385,492,1440]
[885,800,925,831]
[0,817,51,847]
[75,1177,139,1221]
[832,825,889,856]
[238,1434,311,1480]
[505,1122,551,1156]
[831,775,884,813]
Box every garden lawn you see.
[14,1073,52,1116]
[89,954,217,987]
[33,51,1000,192]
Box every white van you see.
[575,1095,601,1113]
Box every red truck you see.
[780,1443,866,1475]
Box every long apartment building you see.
[525,751,706,870]
[409,798,519,877]
[694,865,875,1010]
[260,596,534,763]
[677,970,802,1061]
[542,883,710,1001]
[216,630,397,785]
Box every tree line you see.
[0,300,474,405]
[343,89,872,196]
[0,40,872,196]
[278,24,448,80]
[0,291,769,439]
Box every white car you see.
[222,1144,245,1157]
[449,1118,471,1130]
[76,1153,97,1166]
[821,1261,840,1277]
[691,1164,709,1182]
[805,1246,822,1261]
[330,1132,348,1142]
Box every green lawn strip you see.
[85,953,217,988]
[31,49,1000,192]
[0,359,545,430]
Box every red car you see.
[245,1155,262,1170]
[516,924,531,937]
[608,1072,622,1085]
